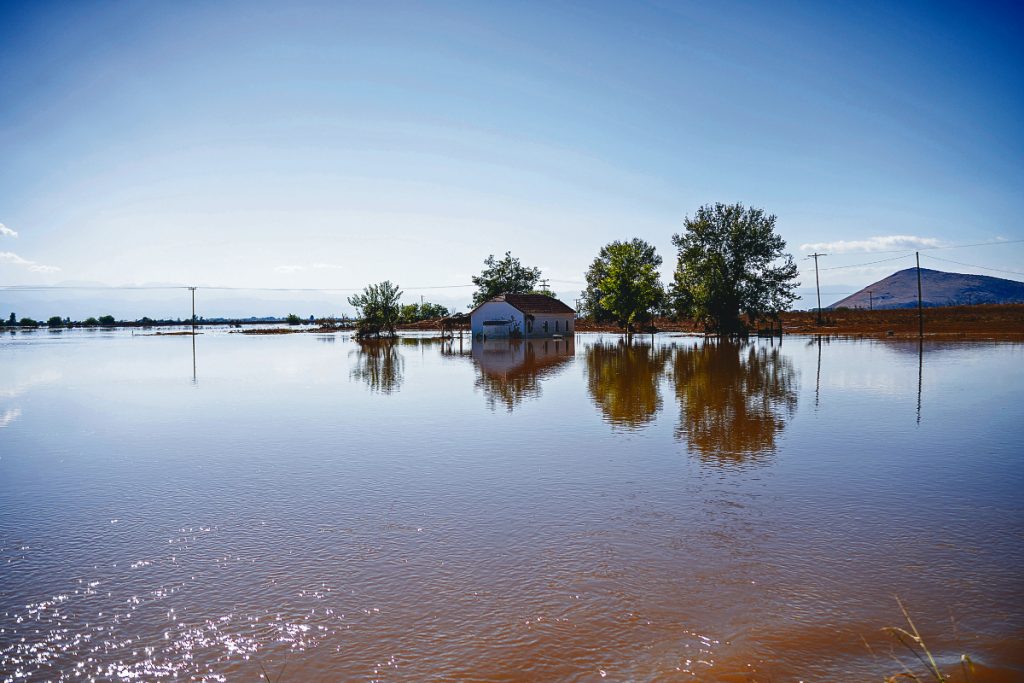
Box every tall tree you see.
[671,203,799,335]
[471,252,542,306]
[348,281,403,338]
[585,239,664,331]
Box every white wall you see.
[470,301,524,338]
[471,302,574,338]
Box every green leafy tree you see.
[671,203,799,335]
[285,313,303,325]
[98,315,116,326]
[348,281,402,338]
[399,302,451,323]
[47,316,64,327]
[471,252,541,306]
[588,239,664,332]
[7,312,15,326]
[399,304,420,324]
[19,317,39,327]
[418,302,450,319]
[83,317,99,326]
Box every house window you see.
[543,321,548,333]
[555,320,560,332]
[527,319,533,333]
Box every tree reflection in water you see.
[585,339,671,429]
[350,339,404,393]
[672,339,797,463]
[472,338,574,411]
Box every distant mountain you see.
[829,268,1024,309]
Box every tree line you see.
[8,202,798,337]
[5,313,119,328]
[350,202,799,337]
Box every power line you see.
[920,254,1024,277]
[0,285,190,291]
[800,237,1024,256]
[815,254,913,271]
[928,238,1024,251]
[0,283,475,292]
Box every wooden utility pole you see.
[868,290,873,311]
[539,279,550,293]
[189,286,197,334]
[806,253,826,324]
[915,252,923,338]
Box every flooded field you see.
[1,330,1022,681]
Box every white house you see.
[470,294,575,338]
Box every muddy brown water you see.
[1,330,1022,681]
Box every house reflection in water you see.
[472,338,575,411]
[671,340,797,464]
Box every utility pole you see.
[539,279,550,293]
[806,253,826,324]
[188,286,197,334]
[868,290,873,311]
[915,252,924,338]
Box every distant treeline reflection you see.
[346,335,798,460]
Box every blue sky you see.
[1,0,1022,316]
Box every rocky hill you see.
[830,268,1024,309]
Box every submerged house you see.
[470,293,575,338]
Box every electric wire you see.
[920,254,1024,277]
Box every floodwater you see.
[1,329,1022,682]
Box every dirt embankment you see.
[781,304,1024,338]
[577,304,1024,339]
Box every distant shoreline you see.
[6,303,1022,340]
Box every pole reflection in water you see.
[191,331,197,385]
[350,338,404,393]
[585,338,670,429]
[471,338,575,411]
[917,336,923,424]
[672,339,798,464]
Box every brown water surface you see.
[1,330,1022,681]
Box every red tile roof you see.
[475,293,575,316]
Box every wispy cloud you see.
[0,223,18,238]
[275,263,345,273]
[0,251,61,272]
[799,235,943,253]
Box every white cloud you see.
[0,223,18,238]
[310,263,345,270]
[274,265,306,273]
[0,251,61,272]
[799,235,943,253]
